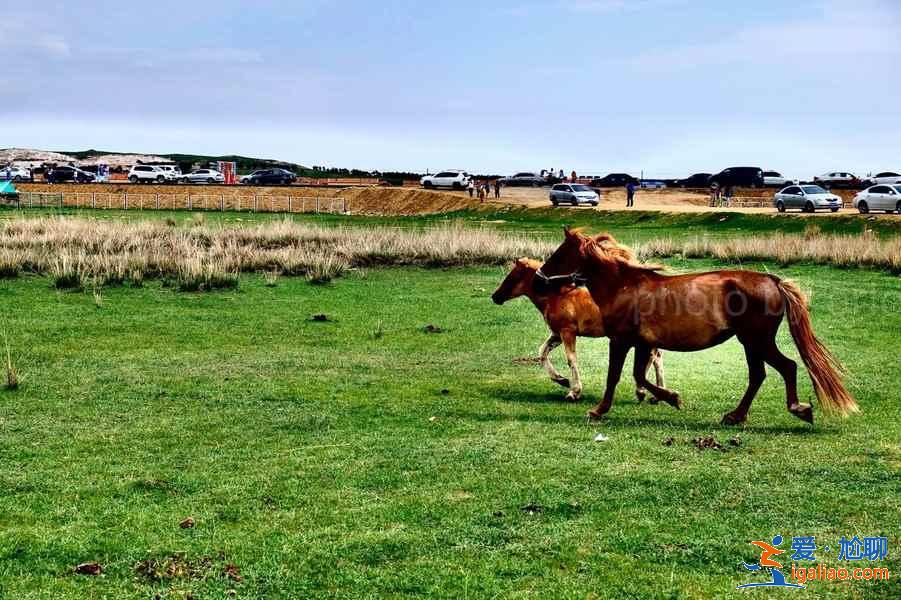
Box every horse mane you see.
[578,233,665,273]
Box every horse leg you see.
[588,339,629,420]
[764,344,812,424]
[722,345,766,425]
[651,349,666,388]
[632,344,682,409]
[539,333,569,388]
[637,349,665,405]
[560,330,582,402]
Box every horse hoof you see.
[665,393,683,410]
[791,404,814,425]
[721,411,746,426]
[586,410,603,421]
[565,391,581,403]
[636,390,647,404]
[554,378,571,389]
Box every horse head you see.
[533,227,596,294]
[492,258,541,304]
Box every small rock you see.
[728,436,742,447]
[428,416,438,423]
[179,517,195,529]
[224,563,242,582]
[74,562,102,576]
[593,432,609,443]
[521,503,543,515]
[693,435,725,451]
[662,436,675,446]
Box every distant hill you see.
[2,148,422,181]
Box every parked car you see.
[708,167,764,188]
[675,173,712,188]
[813,171,860,188]
[773,185,842,213]
[762,171,793,187]
[157,165,182,181]
[46,166,95,183]
[863,172,901,186]
[420,170,471,190]
[640,179,666,189]
[853,184,901,214]
[589,173,638,188]
[182,169,225,184]
[128,165,168,183]
[501,172,548,187]
[242,168,296,185]
[549,183,599,207]
[0,165,32,182]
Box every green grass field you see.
[0,209,898,598]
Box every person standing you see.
[710,182,720,207]
[571,170,577,183]
[467,179,474,198]
[626,180,636,207]
[494,179,501,199]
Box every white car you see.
[762,171,793,187]
[128,165,168,183]
[773,185,842,213]
[182,169,225,184]
[0,165,32,182]
[853,184,901,214]
[420,170,471,190]
[864,171,901,186]
[549,183,599,206]
[156,165,182,181]
[813,172,860,188]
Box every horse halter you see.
[534,268,588,287]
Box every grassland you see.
[0,208,898,598]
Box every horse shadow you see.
[478,383,822,435]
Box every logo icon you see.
[737,535,805,590]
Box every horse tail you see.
[775,278,858,416]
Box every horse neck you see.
[521,270,550,311]
[583,253,628,303]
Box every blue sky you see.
[2,0,899,178]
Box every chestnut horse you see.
[492,257,665,403]
[535,228,858,424]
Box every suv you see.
[550,183,599,207]
[708,167,764,188]
[156,165,182,181]
[46,166,95,183]
[420,170,471,190]
[0,166,32,182]
[128,165,167,183]
[242,168,296,185]
[813,172,860,188]
[501,172,548,187]
[590,173,639,188]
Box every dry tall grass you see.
[638,232,901,273]
[0,217,554,289]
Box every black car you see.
[244,168,296,185]
[46,166,95,183]
[589,173,639,188]
[708,167,764,188]
[675,173,712,188]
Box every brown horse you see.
[535,228,858,424]
[492,257,665,403]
